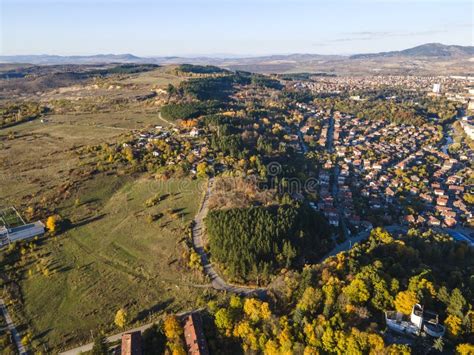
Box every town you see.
[1,58,473,354]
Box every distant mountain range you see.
[1,43,472,66]
[0,53,145,65]
[1,43,473,76]
[350,43,474,59]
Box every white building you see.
[385,304,445,338]
[0,221,45,246]
[460,117,474,140]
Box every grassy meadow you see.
[0,68,208,352]
[20,177,205,351]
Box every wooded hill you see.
[205,203,332,284]
[205,228,474,354]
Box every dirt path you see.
[158,111,176,127]
[0,298,27,355]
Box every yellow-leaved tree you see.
[296,287,323,314]
[456,343,474,355]
[163,315,185,355]
[196,162,208,178]
[46,215,60,233]
[394,290,418,315]
[163,315,183,340]
[445,314,462,339]
[243,298,271,322]
[214,308,233,332]
[343,278,370,304]
[114,308,128,329]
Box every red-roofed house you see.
[183,312,209,355]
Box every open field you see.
[120,66,185,87]
[0,65,187,102]
[0,67,210,352]
[0,108,173,209]
[0,115,125,208]
[9,176,206,351]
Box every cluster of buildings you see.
[294,94,473,233]
[331,113,473,228]
[460,116,474,140]
[123,125,210,175]
[333,116,437,217]
[395,147,473,228]
[117,312,209,355]
[292,75,469,95]
[296,104,364,231]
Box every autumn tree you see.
[462,193,474,205]
[386,343,411,354]
[243,298,271,322]
[445,314,462,339]
[343,278,370,304]
[456,343,474,355]
[164,315,183,340]
[46,215,61,233]
[394,290,418,315]
[296,287,322,314]
[114,308,128,329]
[196,162,208,178]
[447,288,467,318]
[214,308,233,333]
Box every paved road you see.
[435,227,474,246]
[60,309,203,355]
[322,225,408,260]
[323,229,371,259]
[326,115,335,153]
[0,298,27,355]
[297,117,309,154]
[326,114,350,241]
[60,322,154,355]
[192,178,266,297]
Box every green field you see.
[17,176,206,351]
[0,109,173,208]
[0,92,209,351]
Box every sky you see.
[1,0,472,56]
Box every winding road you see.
[192,178,266,297]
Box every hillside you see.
[1,43,473,75]
[350,43,474,59]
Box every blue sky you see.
[1,0,472,56]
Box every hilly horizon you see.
[350,43,474,59]
[1,43,473,66]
